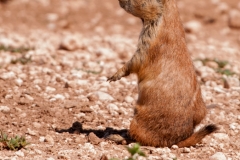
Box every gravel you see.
[0,0,239,159]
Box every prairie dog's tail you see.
[177,124,218,148]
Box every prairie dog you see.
[108,0,217,147]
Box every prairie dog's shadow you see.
[55,121,133,144]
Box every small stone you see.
[155,147,171,154]
[0,106,10,113]
[228,9,240,29]
[105,134,126,145]
[217,2,229,14]
[171,145,179,149]
[19,97,31,105]
[15,150,24,157]
[24,94,34,101]
[229,123,238,130]
[213,133,230,142]
[205,61,218,69]
[87,94,98,101]
[10,157,17,160]
[34,149,42,154]
[0,71,16,80]
[169,153,177,159]
[237,115,240,120]
[184,20,202,33]
[64,100,78,109]
[95,47,115,59]
[39,136,45,142]
[5,94,13,99]
[160,154,172,160]
[182,147,191,153]
[20,112,27,118]
[107,103,119,116]
[88,132,101,145]
[59,35,84,51]
[210,152,227,160]
[46,13,59,22]
[213,87,225,93]
[124,96,134,103]
[33,122,41,129]
[107,103,119,112]
[45,135,54,145]
[74,137,86,144]
[75,113,86,118]
[45,86,56,93]
[27,128,37,136]
[76,80,88,86]
[33,79,43,84]
[15,78,23,86]
[53,94,65,100]
[91,91,114,101]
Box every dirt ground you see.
[0,0,240,159]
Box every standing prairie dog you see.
[108,0,217,147]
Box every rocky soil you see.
[0,0,240,160]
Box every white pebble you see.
[20,112,27,118]
[60,35,84,51]
[5,94,13,99]
[45,135,55,145]
[183,147,191,153]
[45,86,56,93]
[228,9,240,29]
[209,152,227,160]
[217,2,229,14]
[213,87,225,93]
[34,149,42,155]
[107,103,119,115]
[15,78,23,86]
[25,94,34,101]
[107,103,119,111]
[33,122,41,129]
[229,123,238,130]
[171,145,179,149]
[213,133,230,142]
[39,136,45,142]
[0,71,16,80]
[75,113,86,118]
[237,115,240,120]
[53,94,65,100]
[46,13,59,22]
[124,96,134,103]
[0,106,10,113]
[27,128,37,136]
[184,20,202,33]
[76,80,89,86]
[92,91,114,101]
[15,150,24,157]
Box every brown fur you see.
[108,0,218,147]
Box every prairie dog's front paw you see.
[107,72,122,82]
[108,65,130,82]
